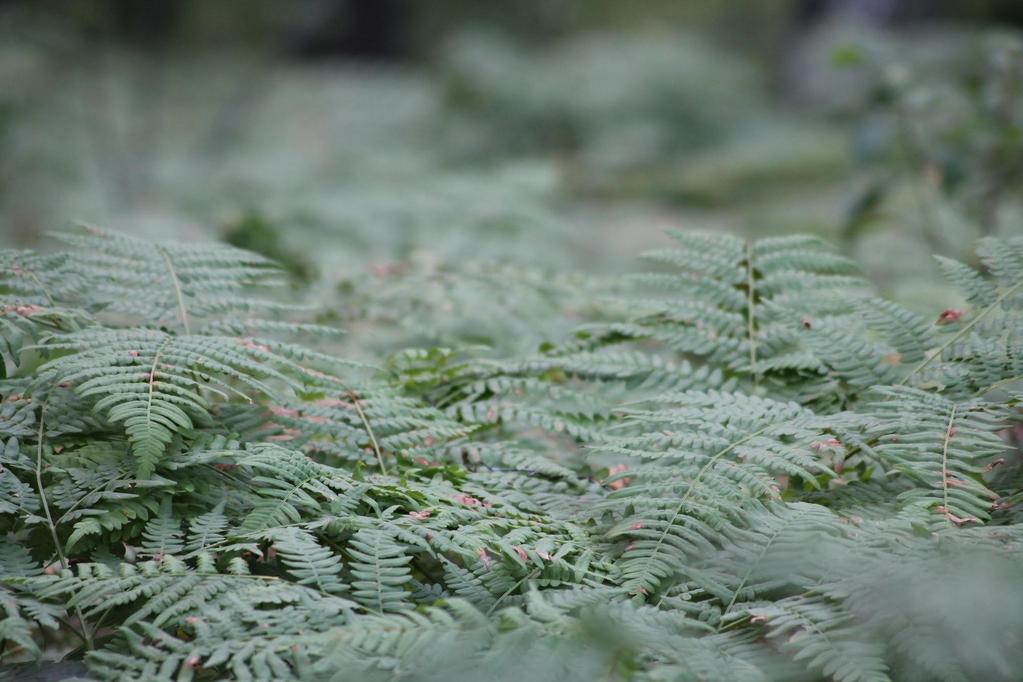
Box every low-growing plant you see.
[1,227,1021,681]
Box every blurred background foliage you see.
[2,0,1023,353]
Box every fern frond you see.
[0,250,75,308]
[270,527,348,595]
[347,527,413,613]
[596,390,831,595]
[745,595,891,682]
[35,329,342,476]
[588,232,871,398]
[183,501,230,553]
[849,386,1006,526]
[238,444,355,533]
[140,498,184,559]
[54,227,289,333]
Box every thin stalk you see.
[159,247,191,334]
[143,338,171,451]
[349,391,387,475]
[940,405,958,527]
[902,279,1023,384]
[486,569,540,616]
[718,518,789,629]
[745,240,758,388]
[974,374,1023,398]
[632,423,773,593]
[25,269,56,307]
[35,410,94,651]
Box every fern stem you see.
[159,246,191,334]
[717,614,750,633]
[89,605,117,644]
[34,409,95,651]
[349,391,387,475]
[717,512,793,629]
[143,338,171,463]
[744,240,758,388]
[635,423,773,593]
[52,618,88,649]
[486,569,540,616]
[902,278,1023,384]
[940,404,957,527]
[182,519,322,558]
[56,474,130,525]
[26,268,56,308]
[974,374,1023,398]
[35,413,67,571]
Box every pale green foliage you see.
[0,229,1021,682]
[805,235,1023,398]
[35,329,340,477]
[572,232,870,408]
[597,391,831,595]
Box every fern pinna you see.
[1,228,1022,681]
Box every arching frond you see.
[34,329,342,476]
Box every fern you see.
[183,502,229,553]
[53,227,290,334]
[583,232,869,393]
[597,390,831,595]
[347,527,413,614]
[843,386,1005,526]
[34,329,342,476]
[1,232,1021,681]
[803,236,1023,400]
[271,527,348,595]
[746,595,891,682]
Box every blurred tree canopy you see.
[8,0,1023,63]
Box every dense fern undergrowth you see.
[1,226,1022,682]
